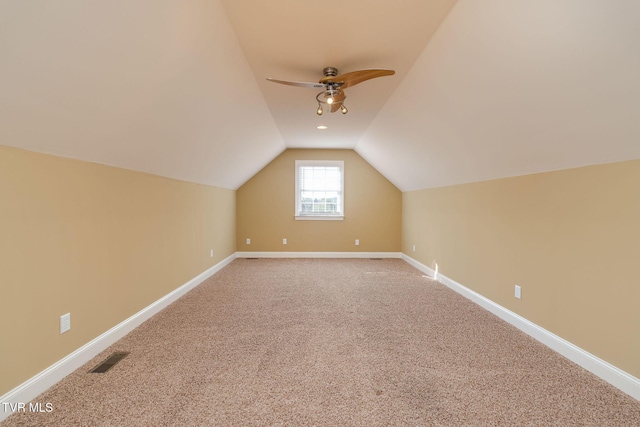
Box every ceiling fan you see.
[266,67,395,115]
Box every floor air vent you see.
[370,258,382,260]
[90,352,129,373]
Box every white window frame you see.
[295,160,344,220]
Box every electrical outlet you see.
[210,249,214,258]
[355,239,359,246]
[413,245,416,252]
[60,313,71,334]
[283,238,287,245]
[246,238,251,245]
[515,285,522,299]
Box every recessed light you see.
[317,125,328,130]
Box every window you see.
[295,160,344,220]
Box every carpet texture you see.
[3,258,639,426]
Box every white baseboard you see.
[236,251,402,259]
[402,253,640,401]
[0,253,236,422]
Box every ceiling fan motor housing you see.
[323,67,339,78]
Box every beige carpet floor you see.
[2,258,639,426]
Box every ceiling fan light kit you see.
[267,67,395,116]
[316,87,346,115]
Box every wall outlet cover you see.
[60,313,71,334]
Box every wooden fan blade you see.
[266,78,327,89]
[319,69,395,89]
[329,91,346,113]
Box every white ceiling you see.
[220,0,456,150]
[2,0,640,191]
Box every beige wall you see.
[237,149,401,253]
[0,146,236,395]
[402,159,640,379]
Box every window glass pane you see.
[300,166,341,192]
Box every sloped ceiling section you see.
[357,0,640,192]
[0,0,284,190]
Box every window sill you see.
[295,215,344,221]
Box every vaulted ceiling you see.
[2,1,639,191]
